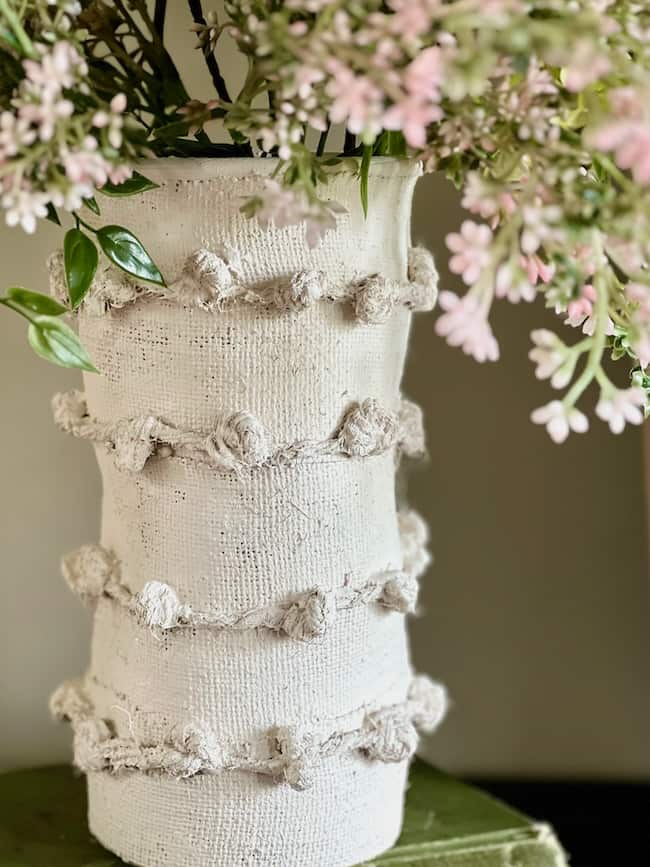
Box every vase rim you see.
[135,155,423,182]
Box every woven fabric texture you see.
[52,158,444,867]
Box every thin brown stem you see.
[187,0,231,103]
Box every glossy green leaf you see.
[84,195,101,215]
[99,172,159,197]
[27,315,97,372]
[96,225,165,285]
[5,287,67,316]
[64,228,99,308]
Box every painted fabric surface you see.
[51,159,446,867]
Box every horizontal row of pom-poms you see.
[52,391,425,474]
[62,510,430,641]
[48,246,438,323]
[51,674,447,791]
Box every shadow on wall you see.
[405,172,650,779]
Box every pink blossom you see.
[290,66,325,101]
[435,290,500,363]
[2,185,49,234]
[107,164,133,186]
[288,21,308,37]
[388,0,438,41]
[497,254,554,303]
[110,93,127,114]
[531,401,589,443]
[0,112,36,159]
[523,61,558,100]
[562,41,611,92]
[481,0,524,18]
[596,387,646,434]
[627,283,650,318]
[564,283,614,336]
[382,48,445,148]
[461,174,499,219]
[520,203,562,255]
[255,179,345,248]
[523,254,555,286]
[404,47,444,102]
[23,41,85,100]
[461,174,517,224]
[566,283,597,324]
[495,262,535,303]
[326,61,383,137]
[606,236,646,277]
[303,200,347,248]
[588,87,650,184]
[437,117,474,157]
[286,0,333,10]
[20,97,74,142]
[383,96,442,148]
[63,146,110,188]
[446,221,493,285]
[256,179,309,230]
[591,122,650,183]
[528,329,575,389]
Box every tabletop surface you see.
[0,760,567,866]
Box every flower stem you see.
[187,0,231,103]
[595,366,616,394]
[0,0,35,57]
[563,239,609,408]
[72,212,97,234]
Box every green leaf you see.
[64,228,99,309]
[373,131,407,157]
[96,225,165,286]
[45,202,61,226]
[99,171,159,197]
[360,144,372,219]
[5,287,67,316]
[27,316,97,372]
[84,195,101,215]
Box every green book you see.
[0,761,567,866]
[366,762,568,866]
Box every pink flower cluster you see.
[0,42,132,233]
[255,180,346,248]
[383,47,444,148]
[435,290,499,363]
[589,88,650,185]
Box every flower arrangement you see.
[1,0,649,442]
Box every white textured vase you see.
[49,158,446,867]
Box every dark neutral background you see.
[1,2,649,779]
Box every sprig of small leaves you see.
[0,172,164,370]
[64,171,164,309]
[0,288,96,372]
